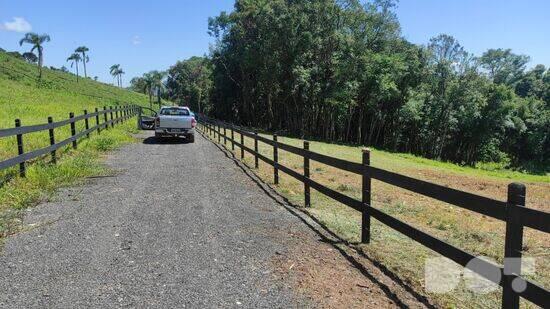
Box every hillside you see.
[0,51,152,162]
[0,51,150,128]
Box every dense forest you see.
[131,0,549,172]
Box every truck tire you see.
[188,134,195,143]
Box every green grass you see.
[272,135,549,184]
[0,51,152,162]
[203,125,549,309]
[0,51,147,240]
[0,120,138,239]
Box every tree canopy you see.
[161,0,548,172]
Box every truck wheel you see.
[188,134,195,143]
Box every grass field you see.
[0,51,149,239]
[203,125,549,309]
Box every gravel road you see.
[0,131,431,309]
[0,132,314,308]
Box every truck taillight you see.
[191,118,197,128]
[155,117,160,127]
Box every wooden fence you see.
[197,116,549,309]
[0,105,140,176]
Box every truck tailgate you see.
[159,116,193,129]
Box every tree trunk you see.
[83,53,87,78]
[149,89,153,109]
[38,48,43,80]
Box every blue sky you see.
[0,0,548,86]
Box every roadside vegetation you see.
[208,128,549,308]
[0,50,148,241]
[0,50,149,160]
[148,0,549,175]
[0,121,138,240]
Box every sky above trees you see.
[0,0,548,86]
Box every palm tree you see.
[75,46,90,78]
[140,71,166,108]
[152,71,166,108]
[110,64,121,87]
[143,72,156,109]
[19,32,50,79]
[117,69,125,87]
[67,53,82,82]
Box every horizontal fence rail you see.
[0,105,140,175]
[196,116,549,309]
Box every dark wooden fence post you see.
[273,134,279,185]
[502,183,526,309]
[224,124,227,145]
[110,106,114,128]
[137,106,142,130]
[231,126,235,151]
[240,130,244,159]
[84,110,90,138]
[15,119,25,177]
[95,108,100,134]
[254,132,259,169]
[48,117,56,164]
[217,122,221,143]
[70,112,77,149]
[103,106,108,130]
[362,148,371,244]
[304,141,310,207]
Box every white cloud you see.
[0,17,32,33]
[132,35,141,45]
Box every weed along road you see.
[0,132,429,308]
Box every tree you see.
[139,71,165,109]
[19,32,50,79]
[166,56,212,112]
[67,53,82,82]
[110,64,121,87]
[117,69,125,87]
[129,76,148,94]
[514,64,547,100]
[75,46,90,78]
[142,72,156,108]
[22,52,38,64]
[480,48,530,86]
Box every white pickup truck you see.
[154,106,196,142]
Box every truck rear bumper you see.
[155,128,195,137]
